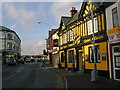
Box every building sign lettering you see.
[108,32,120,43]
[83,35,104,43]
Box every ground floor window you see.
[61,52,65,62]
[89,45,100,63]
[68,50,74,63]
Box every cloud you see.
[3,2,45,31]
[50,2,82,22]
[21,39,45,55]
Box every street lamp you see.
[91,2,98,82]
[38,21,51,60]
[38,21,51,31]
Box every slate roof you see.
[67,11,80,26]
[61,16,71,26]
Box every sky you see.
[1,0,83,55]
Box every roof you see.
[61,16,71,26]
[67,11,80,25]
[49,29,58,37]
[78,2,115,19]
[0,26,21,42]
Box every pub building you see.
[57,1,120,79]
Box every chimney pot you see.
[70,7,77,17]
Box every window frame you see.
[61,52,65,62]
[88,45,100,63]
[112,7,119,28]
[68,50,75,63]
[69,29,74,41]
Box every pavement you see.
[44,61,120,89]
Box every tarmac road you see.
[2,62,60,88]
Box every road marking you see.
[7,74,16,79]
[17,65,24,73]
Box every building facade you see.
[48,29,59,65]
[0,26,21,64]
[52,30,59,68]
[57,1,120,78]
[47,1,120,80]
[106,1,120,80]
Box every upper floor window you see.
[94,17,98,33]
[112,7,119,28]
[7,42,12,50]
[7,34,12,40]
[60,36,62,45]
[64,33,67,43]
[53,39,58,47]
[87,17,98,35]
[0,32,2,38]
[87,20,93,35]
[70,29,74,41]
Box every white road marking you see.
[7,74,16,79]
[17,65,24,73]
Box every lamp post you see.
[38,21,51,61]
[91,2,98,82]
[38,22,51,31]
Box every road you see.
[2,62,59,88]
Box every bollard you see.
[91,70,98,82]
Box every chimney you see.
[70,7,77,17]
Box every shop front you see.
[107,26,120,80]
[83,31,109,77]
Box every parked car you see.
[31,59,35,62]
[8,59,17,66]
[25,58,31,62]
[37,59,41,62]
[18,58,24,64]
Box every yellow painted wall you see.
[61,63,65,67]
[84,42,108,70]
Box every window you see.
[94,17,98,33]
[64,33,67,43]
[7,42,12,50]
[70,29,74,41]
[60,36,62,45]
[115,56,120,67]
[0,32,2,38]
[53,39,58,47]
[89,45,100,63]
[112,7,119,28]
[61,52,65,62]
[7,34,12,40]
[114,46,120,53]
[87,20,93,35]
[68,50,74,63]
[87,17,98,35]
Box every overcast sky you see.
[1,0,82,55]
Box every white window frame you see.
[94,17,98,33]
[60,36,62,45]
[70,29,74,41]
[64,33,67,43]
[87,17,98,35]
[87,20,93,35]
